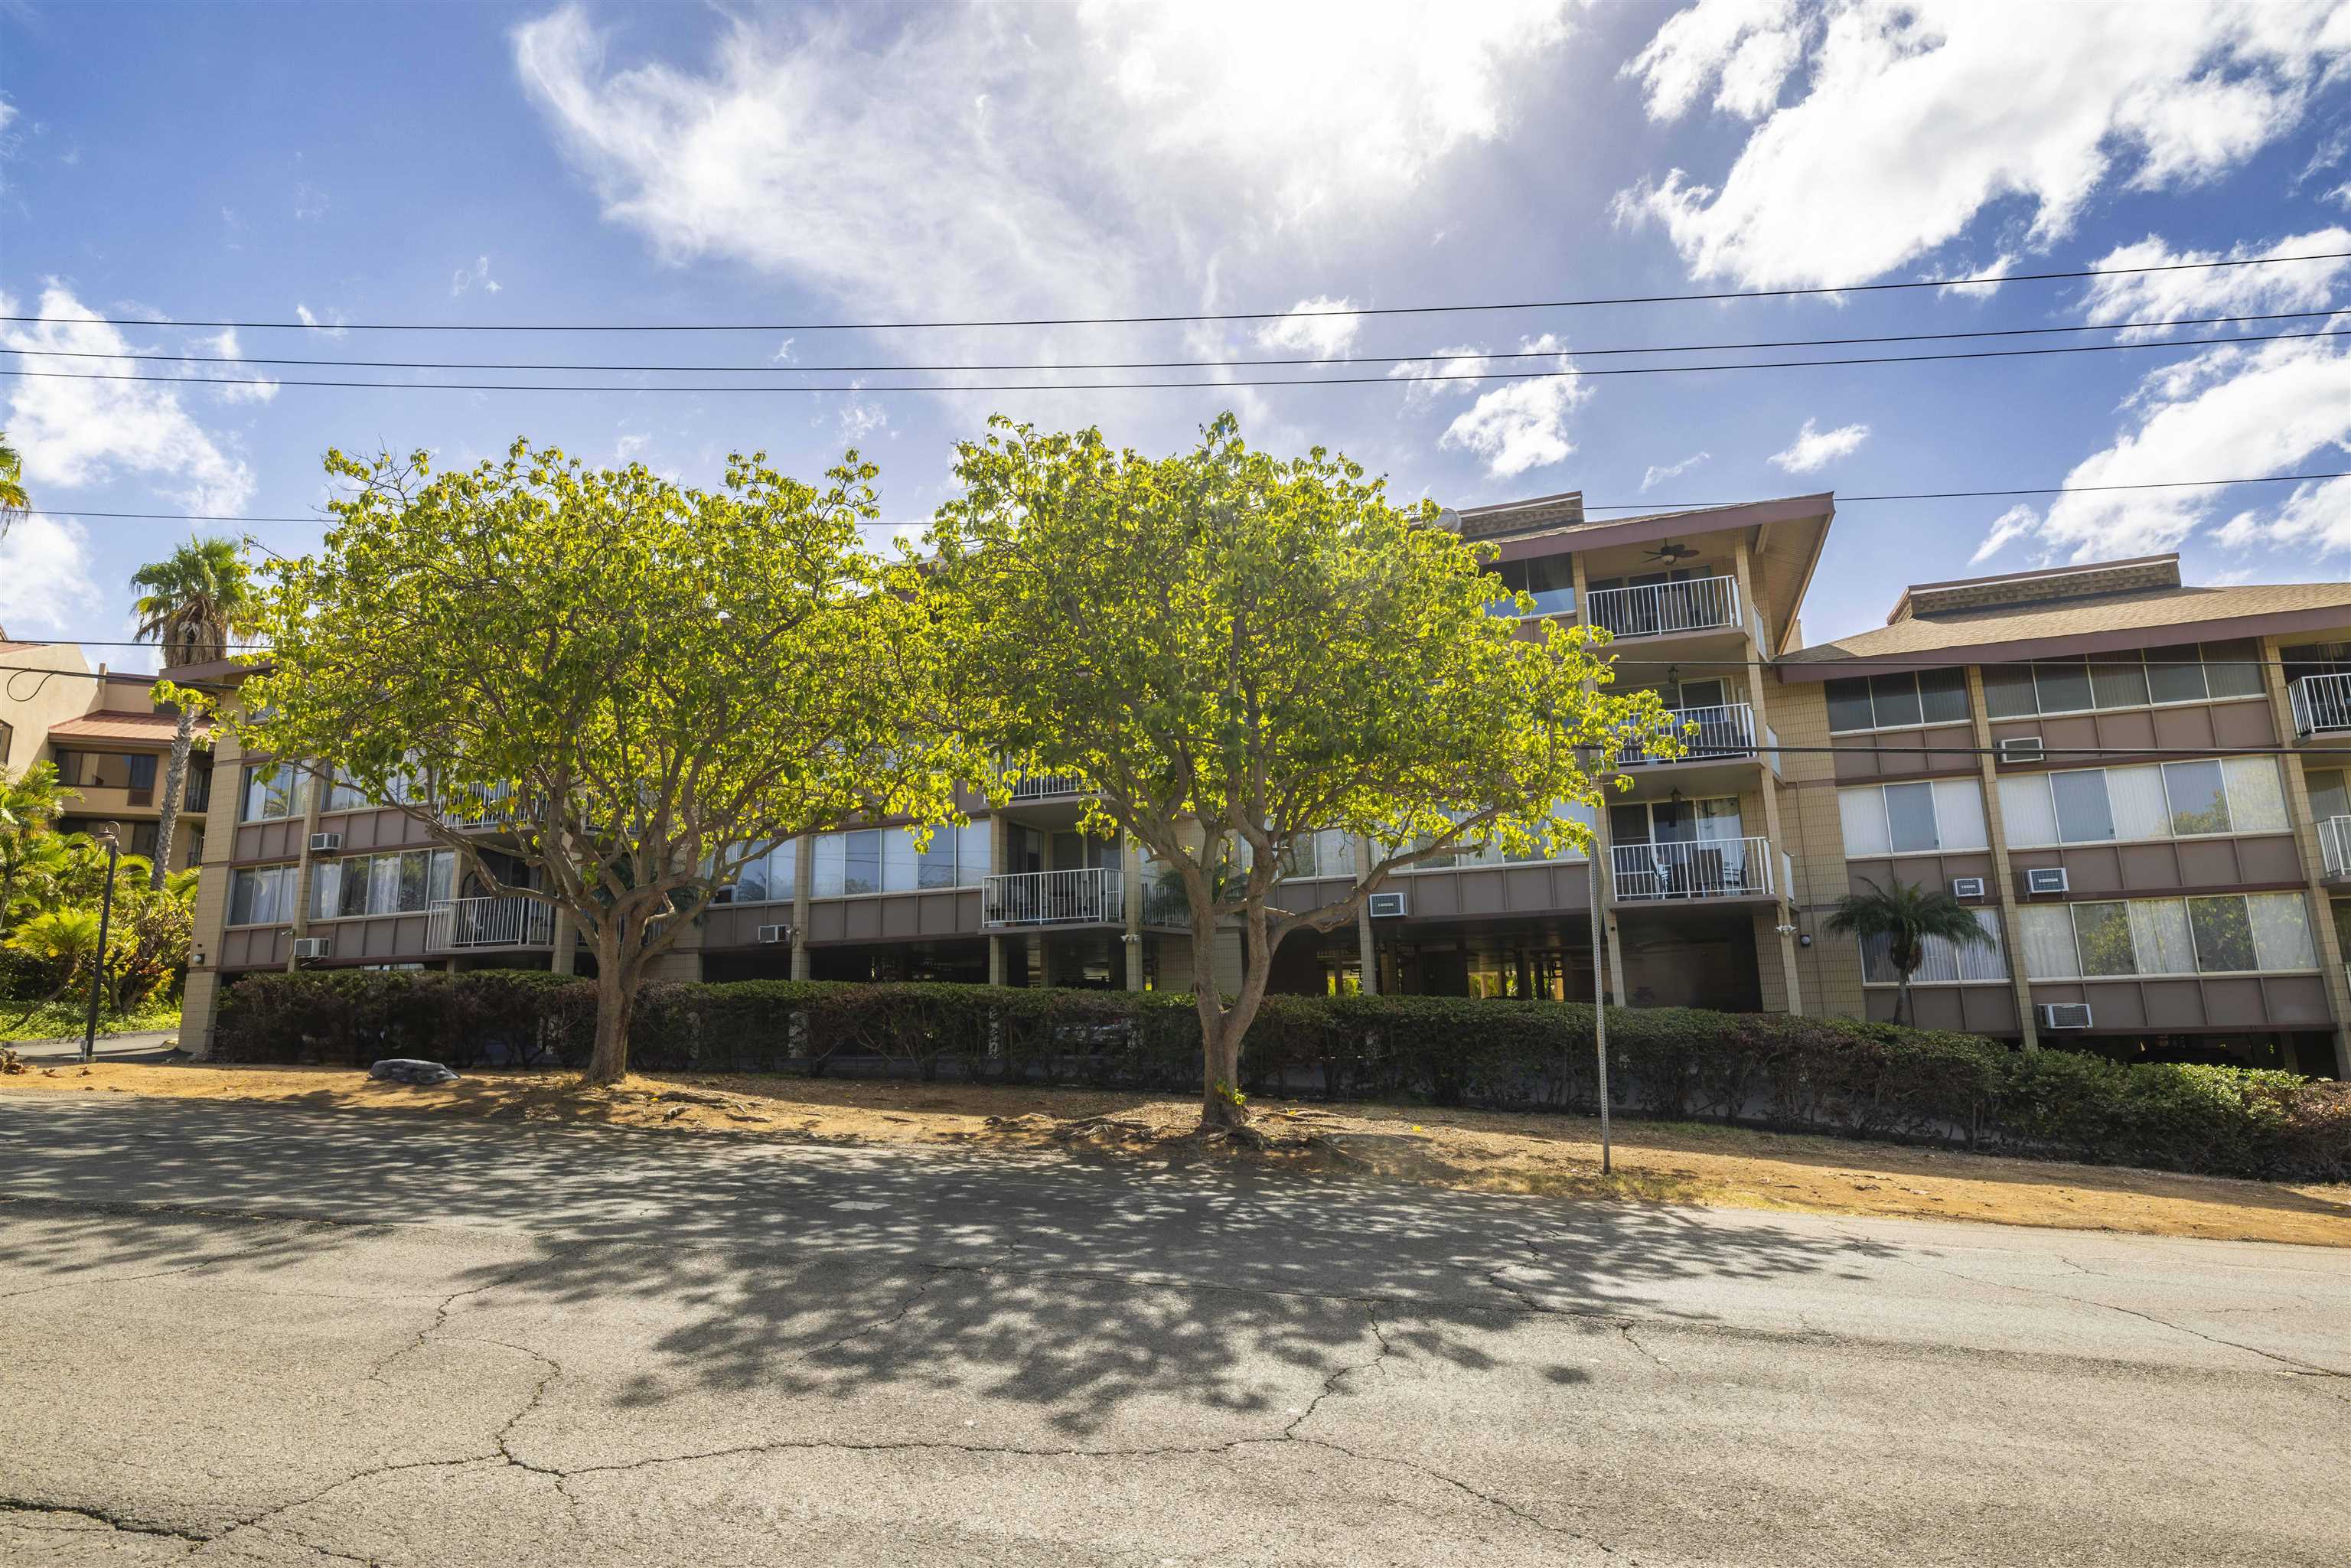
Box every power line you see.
[5,309,2333,376]
[6,326,2344,395]
[18,471,2349,530]
[8,250,2344,334]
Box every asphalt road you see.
[2,1097,2346,1566]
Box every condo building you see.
[132,491,2351,1078]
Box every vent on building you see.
[308,832,342,853]
[2036,1002,2093,1030]
[755,924,793,945]
[291,937,333,960]
[1997,736,2045,764]
[1950,877,1987,900]
[2026,867,2070,896]
[1367,891,1408,918]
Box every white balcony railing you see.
[2320,815,2351,879]
[1619,702,1759,766]
[427,895,556,950]
[1009,772,1088,801]
[2291,673,2351,737]
[1609,836,1775,901]
[983,867,1124,927]
[1584,575,1740,641]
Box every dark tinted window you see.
[2199,639,2265,699]
[1825,678,1875,732]
[2032,660,2094,714]
[1981,664,2039,718]
[2146,643,2208,704]
[1916,667,1969,724]
[1868,673,1922,729]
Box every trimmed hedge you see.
[213,971,2351,1182]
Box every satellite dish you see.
[1436,507,1462,533]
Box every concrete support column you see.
[1965,666,2041,1051]
[2260,636,2351,1077]
[284,764,326,973]
[1122,835,1145,991]
[1354,834,1379,996]
[1733,538,1805,1017]
[790,836,814,981]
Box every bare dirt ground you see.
[10,1058,2349,1246]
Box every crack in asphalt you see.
[0,1495,205,1542]
[364,1261,544,1387]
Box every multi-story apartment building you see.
[0,633,215,871]
[165,492,2351,1080]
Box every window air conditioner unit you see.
[755,924,793,945]
[2026,866,2069,896]
[291,937,333,960]
[1997,736,2045,764]
[1950,877,1987,900]
[1367,891,1408,918]
[2036,1002,2092,1030]
[308,832,342,853]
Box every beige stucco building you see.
[0,634,214,872]
[162,491,2351,1078]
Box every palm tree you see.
[1823,878,1994,1029]
[0,429,27,540]
[131,538,259,889]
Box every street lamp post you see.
[1573,749,1612,1176]
[81,823,122,1066]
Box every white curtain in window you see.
[2222,756,2289,833]
[2248,892,2318,970]
[1955,908,2009,981]
[2017,905,2080,978]
[2105,765,2172,841]
[1910,933,1960,983]
[2127,899,2196,976]
[1837,788,1891,856]
[1931,779,1988,850]
[1997,775,2059,849]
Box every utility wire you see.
[8,250,2345,333]
[4,309,2334,376]
[17,471,2349,530]
[7,327,2345,393]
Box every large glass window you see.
[2161,759,2230,835]
[54,751,158,791]
[227,864,294,925]
[240,762,311,823]
[2188,896,2258,973]
[1883,782,1939,853]
[2071,902,2137,976]
[1840,781,1986,856]
[1859,908,2007,983]
[1981,641,2267,719]
[801,821,996,898]
[1824,667,1970,732]
[2002,758,2286,848]
[2050,770,2115,843]
[309,850,454,918]
[2017,893,2317,979]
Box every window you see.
[1858,908,2007,983]
[2017,892,2317,978]
[240,762,311,822]
[309,850,455,919]
[1837,780,1987,857]
[227,863,295,926]
[841,830,882,895]
[1397,802,1598,871]
[1980,641,2267,719]
[0,719,12,767]
[2000,758,2289,848]
[802,821,993,898]
[1280,828,1359,881]
[719,840,798,905]
[2307,768,2350,826]
[1824,667,1969,732]
[54,751,158,791]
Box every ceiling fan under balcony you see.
[1642,540,1700,563]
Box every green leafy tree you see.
[1824,878,1995,1028]
[922,415,1678,1131]
[233,440,961,1084]
[0,429,27,539]
[0,762,75,932]
[132,536,258,888]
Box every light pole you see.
[81,823,122,1066]
[1573,751,1612,1176]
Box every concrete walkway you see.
[2,1095,2346,1566]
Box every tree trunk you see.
[1191,902,1276,1131]
[1896,976,1912,1029]
[582,956,637,1086]
[149,705,197,890]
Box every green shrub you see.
[208,971,2351,1182]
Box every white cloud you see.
[1969,504,2040,565]
[1385,344,1488,404]
[2331,181,2351,210]
[2214,475,2351,556]
[837,397,888,445]
[1431,334,1591,478]
[1767,418,1869,473]
[292,182,328,220]
[1615,1,2348,288]
[1971,328,2351,562]
[770,337,796,364]
[2079,227,2351,338]
[0,285,256,513]
[1252,297,1362,358]
[0,514,99,636]
[295,303,349,339]
[451,255,501,295]
[1935,252,2018,299]
[1641,450,1711,491]
[199,328,279,405]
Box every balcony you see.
[2291,673,2351,737]
[427,895,556,951]
[1619,702,1759,767]
[1485,586,1577,620]
[1609,836,1775,902]
[1585,575,1740,641]
[1009,772,1088,801]
[983,867,1123,927]
[2320,815,2351,879]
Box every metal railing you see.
[2320,815,2351,878]
[983,867,1124,927]
[427,895,556,950]
[1584,574,1740,640]
[2291,673,2351,736]
[1619,702,1758,765]
[1609,835,1775,901]
[1009,772,1088,800]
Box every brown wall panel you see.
[2264,975,2330,1025]
[2150,706,2219,751]
[2235,835,2304,883]
[1959,988,2020,1034]
[2212,699,2278,747]
[2140,980,2206,1027]
[2200,978,2267,1027]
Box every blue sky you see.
[4,0,2349,665]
